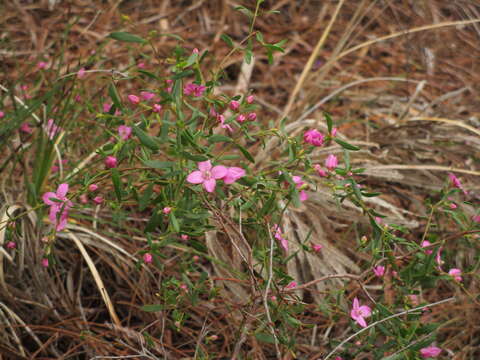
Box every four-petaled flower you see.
[186,160,228,193]
[304,129,324,147]
[42,183,73,231]
[419,346,441,358]
[350,297,372,328]
[184,83,206,97]
[373,265,385,277]
[118,125,132,140]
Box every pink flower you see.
[186,160,228,193]
[286,281,297,289]
[448,268,462,281]
[41,258,49,267]
[247,112,257,121]
[181,234,189,241]
[350,297,372,328]
[325,154,338,170]
[37,61,47,69]
[304,129,324,146]
[448,173,467,195]
[127,94,140,105]
[314,164,328,177]
[450,203,457,209]
[373,265,385,277]
[408,294,420,306]
[292,175,308,202]
[77,67,86,79]
[222,167,246,184]
[473,215,480,223]
[0,111,4,118]
[163,207,172,214]
[42,183,73,231]
[6,241,16,249]
[246,95,254,104]
[183,83,206,97]
[334,357,343,360]
[312,243,323,252]
[93,196,104,204]
[20,122,33,134]
[88,184,98,192]
[419,346,442,358]
[152,104,162,113]
[331,127,338,136]
[79,194,88,204]
[45,119,61,140]
[143,253,153,263]
[118,125,132,140]
[217,115,233,133]
[137,62,146,69]
[236,114,246,123]
[273,224,288,252]
[192,48,199,55]
[421,240,433,255]
[103,103,112,112]
[230,100,240,111]
[140,91,155,101]
[105,156,117,169]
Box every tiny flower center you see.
[203,170,212,180]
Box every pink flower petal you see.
[187,171,204,184]
[356,316,367,328]
[359,305,371,317]
[42,192,58,205]
[49,205,59,223]
[203,179,216,193]
[56,183,69,198]
[223,167,246,184]
[211,165,228,179]
[299,190,308,202]
[198,160,212,172]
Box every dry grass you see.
[1,0,479,358]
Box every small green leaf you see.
[139,183,154,211]
[108,83,122,110]
[256,31,264,43]
[109,32,146,44]
[141,304,163,312]
[137,70,158,80]
[170,213,180,232]
[181,151,209,162]
[133,126,159,151]
[334,138,360,151]
[208,134,232,144]
[142,160,174,169]
[220,34,234,48]
[255,332,276,344]
[324,112,333,133]
[236,144,255,163]
[111,168,122,201]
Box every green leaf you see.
[108,83,122,110]
[139,183,154,211]
[324,112,333,133]
[109,32,146,44]
[244,48,253,64]
[181,151,209,162]
[141,304,163,312]
[334,138,360,151]
[111,168,122,201]
[220,34,234,48]
[256,31,264,43]
[208,134,232,144]
[133,126,159,151]
[255,332,276,344]
[235,144,255,163]
[234,6,254,19]
[137,70,158,80]
[170,213,180,232]
[142,160,174,169]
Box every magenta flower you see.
[42,183,73,231]
[312,243,323,252]
[448,268,462,281]
[292,175,308,202]
[314,164,328,177]
[247,112,257,121]
[20,122,33,134]
[186,160,228,193]
[473,215,480,223]
[304,129,324,146]
[236,114,246,123]
[325,154,338,170]
[0,111,4,118]
[42,258,49,267]
[230,100,240,111]
[435,247,444,270]
[37,61,48,69]
[419,346,442,358]
[246,95,254,104]
[140,91,155,101]
[181,234,189,241]
[183,83,206,97]
[6,241,16,249]
[88,184,98,192]
[273,224,288,252]
[373,265,385,277]
[217,115,233,133]
[127,94,140,105]
[118,125,132,140]
[192,48,199,55]
[331,127,338,136]
[77,67,86,79]
[105,156,117,169]
[285,281,297,289]
[223,167,246,184]
[350,297,372,328]
[152,104,162,113]
[93,196,104,205]
[143,253,153,263]
[448,172,467,195]
[421,240,433,255]
[163,207,172,214]
[137,62,146,69]
[45,119,61,140]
